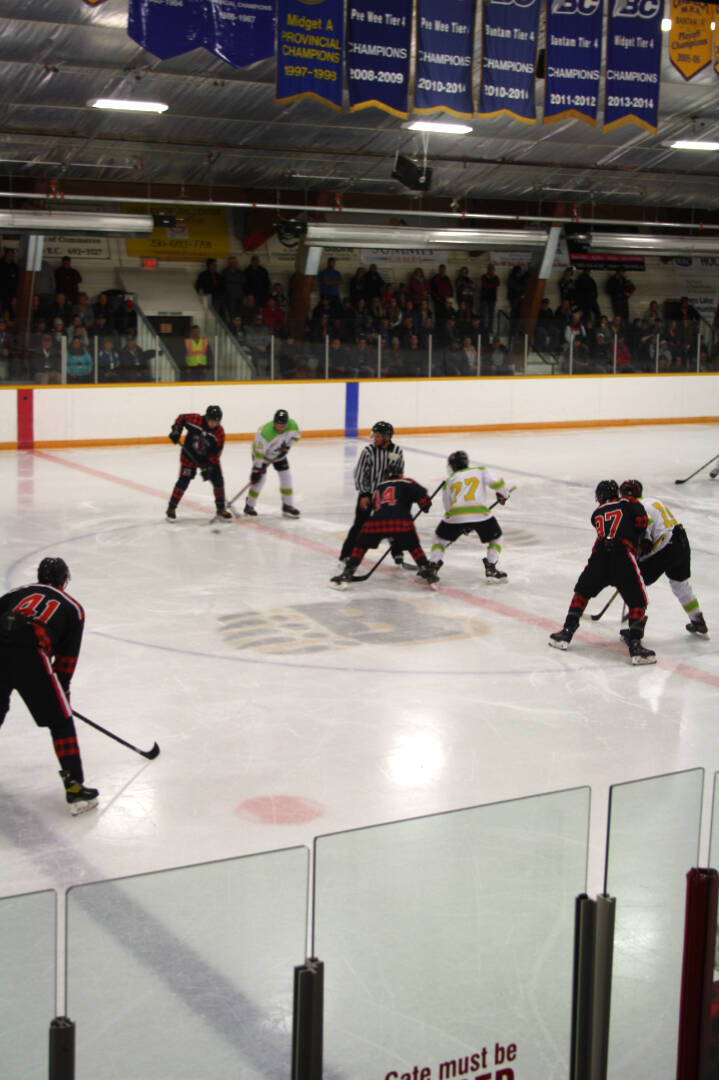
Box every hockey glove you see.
[419,497,432,513]
[250,464,267,485]
[169,426,181,444]
[496,492,509,505]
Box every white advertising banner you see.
[43,235,110,260]
[671,256,719,323]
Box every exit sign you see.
[141,257,158,269]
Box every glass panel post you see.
[612,333,617,374]
[0,889,56,1080]
[428,332,432,378]
[93,336,98,384]
[271,334,276,381]
[569,332,574,375]
[324,334,329,381]
[61,337,67,384]
[477,333,481,375]
[377,336,381,380]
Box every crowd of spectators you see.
[0,249,149,383]
[532,265,708,374]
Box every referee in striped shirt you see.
[339,421,406,563]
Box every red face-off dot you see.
[236,795,325,824]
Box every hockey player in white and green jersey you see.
[244,409,301,518]
[426,451,511,584]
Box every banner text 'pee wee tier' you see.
[414,0,477,118]
[544,0,602,126]
[347,0,412,117]
[128,0,274,65]
[276,0,344,108]
[478,0,541,123]
[603,0,662,133]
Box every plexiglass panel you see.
[0,889,56,1080]
[66,847,308,1080]
[605,768,703,1079]
[314,787,589,1080]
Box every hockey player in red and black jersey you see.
[331,458,435,589]
[548,480,657,665]
[166,405,232,521]
[0,557,99,813]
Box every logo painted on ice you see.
[612,0,661,18]
[551,0,601,14]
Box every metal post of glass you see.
[612,333,617,375]
[61,337,67,384]
[428,333,432,378]
[324,335,329,381]
[93,336,98,384]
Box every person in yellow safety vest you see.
[183,325,213,380]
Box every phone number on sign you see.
[417,77,467,94]
[284,65,337,80]
[349,69,405,83]
[607,95,654,110]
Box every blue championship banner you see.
[414,0,476,118]
[208,0,275,66]
[544,0,602,126]
[128,0,208,60]
[604,0,662,133]
[477,0,540,122]
[276,0,344,109]
[347,0,412,116]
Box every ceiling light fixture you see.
[668,139,719,151]
[588,232,719,255]
[88,98,168,113]
[306,223,548,249]
[406,120,472,135]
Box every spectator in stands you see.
[534,297,556,352]
[441,338,470,377]
[66,337,93,382]
[29,332,61,384]
[615,332,633,372]
[678,295,700,322]
[49,292,72,326]
[430,264,453,319]
[558,267,575,307]
[229,314,247,344]
[352,335,374,378]
[0,248,19,318]
[118,339,151,381]
[478,263,500,339]
[245,315,271,374]
[402,333,426,377]
[220,256,244,320]
[408,267,430,305]
[50,317,66,351]
[455,266,474,307]
[91,315,112,347]
[183,324,212,380]
[277,336,298,378]
[573,268,600,323]
[318,257,342,309]
[563,311,589,369]
[643,299,662,327]
[73,292,95,329]
[98,337,120,382]
[194,258,224,311]
[482,338,509,376]
[592,315,612,369]
[243,255,270,308]
[362,263,384,303]
[66,315,89,348]
[240,293,260,327]
[349,266,367,306]
[33,258,56,313]
[507,264,529,326]
[262,296,285,335]
[55,256,82,305]
[270,281,287,310]
[657,338,673,371]
[632,318,656,371]
[0,317,14,380]
[606,267,633,322]
[93,292,115,329]
[462,335,478,374]
[455,298,475,340]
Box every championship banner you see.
[477,0,540,122]
[276,0,344,109]
[544,0,603,126]
[208,0,275,66]
[603,0,662,133]
[347,0,412,117]
[668,0,711,79]
[128,0,208,60]
[414,0,476,118]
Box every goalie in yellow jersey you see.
[426,451,512,585]
[619,479,708,637]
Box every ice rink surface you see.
[1,422,718,903]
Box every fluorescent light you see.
[588,232,719,255]
[89,98,168,114]
[661,17,671,30]
[669,139,719,151]
[306,223,548,249]
[407,120,472,135]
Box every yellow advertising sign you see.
[669,0,712,79]
[124,205,231,261]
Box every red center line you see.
[35,449,719,689]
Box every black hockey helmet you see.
[448,451,469,473]
[205,405,222,422]
[372,420,394,438]
[38,557,70,588]
[620,479,643,498]
[274,409,289,426]
[386,452,403,479]
[595,479,619,504]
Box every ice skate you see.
[627,639,657,666]
[330,567,355,590]
[549,628,573,650]
[417,564,439,589]
[60,771,99,816]
[166,504,177,521]
[686,613,709,636]
[282,504,301,518]
[216,508,233,521]
[710,467,719,479]
[483,557,507,582]
[243,503,258,517]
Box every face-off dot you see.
[236,795,325,824]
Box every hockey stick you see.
[227,480,252,510]
[675,454,717,484]
[590,590,618,621]
[349,484,515,583]
[73,710,160,760]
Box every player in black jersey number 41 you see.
[548,480,657,665]
[0,557,99,814]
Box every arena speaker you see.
[392,153,432,193]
